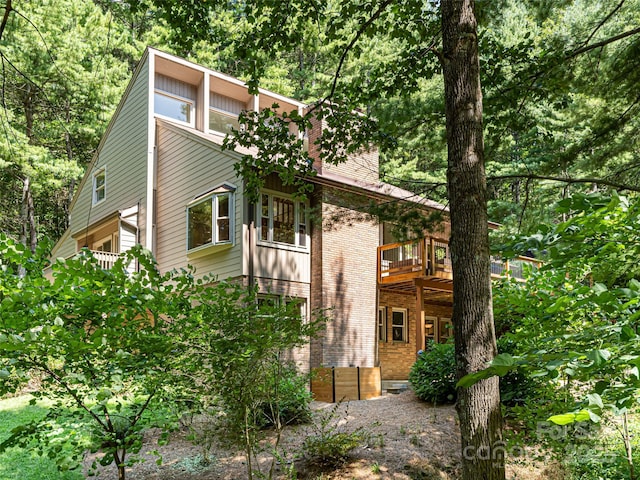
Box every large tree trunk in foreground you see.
[441,1,506,479]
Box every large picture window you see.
[187,185,235,253]
[93,167,106,205]
[258,192,308,248]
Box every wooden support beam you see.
[415,279,425,352]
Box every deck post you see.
[415,279,425,353]
[429,237,436,276]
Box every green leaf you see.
[587,393,603,409]
[592,283,608,295]
[587,349,611,367]
[548,410,591,425]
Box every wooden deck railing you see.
[90,250,121,270]
[377,238,540,285]
[490,256,542,280]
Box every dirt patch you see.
[85,390,554,479]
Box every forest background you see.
[1,1,640,479]
[1,0,639,251]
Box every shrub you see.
[409,341,457,404]
[496,336,542,406]
[301,402,363,467]
[257,364,312,428]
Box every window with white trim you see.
[257,295,307,322]
[93,167,106,204]
[187,185,235,252]
[378,306,387,342]
[154,91,194,125]
[258,192,308,248]
[391,308,408,342]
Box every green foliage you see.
[409,341,456,404]
[0,237,196,479]
[495,336,543,407]
[461,194,640,477]
[0,396,84,480]
[301,403,364,468]
[0,0,139,244]
[176,282,326,480]
[256,364,313,428]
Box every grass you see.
[0,395,84,480]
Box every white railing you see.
[90,250,121,270]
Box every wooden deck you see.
[377,238,540,294]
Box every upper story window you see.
[258,191,308,249]
[155,91,193,124]
[154,74,196,126]
[93,167,106,205]
[187,184,235,254]
[209,92,244,135]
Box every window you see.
[93,168,106,204]
[391,308,408,342]
[154,91,193,125]
[378,307,387,342]
[187,185,235,253]
[257,295,307,322]
[209,92,245,135]
[439,318,453,343]
[209,109,241,135]
[94,235,113,253]
[425,315,437,344]
[258,192,308,248]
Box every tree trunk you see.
[440,1,505,479]
[20,176,37,253]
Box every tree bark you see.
[20,176,37,253]
[441,1,505,479]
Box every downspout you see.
[248,198,255,289]
[145,53,156,252]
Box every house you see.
[51,48,538,384]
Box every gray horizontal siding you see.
[155,123,243,279]
[68,59,150,249]
[210,92,245,114]
[156,73,196,100]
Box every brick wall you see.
[313,189,379,368]
[306,109,379,183]
[309,187,325,368]
[378,290,452,380]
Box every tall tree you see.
[0,0,142,248]
[441,1,504,478]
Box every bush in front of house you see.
[256,363,313,428]
[409,341,457,404]
[409,337,544,406]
